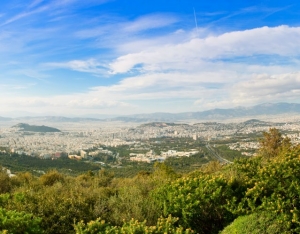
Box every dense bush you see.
[74,215,194,234]
[230,150,300,232]
[0,208,43,234]
[0,169,11,194]
[4,173,113,234]
[221,212,290,234]
[153,174,241,233]
[39,170,65,186]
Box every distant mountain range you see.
[0,116,12,121]
[1,103,300,122]
[12,123,61,133]
[0,116,103,122]
[113,103,300,122]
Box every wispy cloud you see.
[0,83,36,91]
[45,59,108,75]
[1,5,49,26]
[123,14,179,32]
[203,5,293,29]
[28,0,45,9]
[1,0,110,26]
[75,13,180,52]
[51,0,110,7]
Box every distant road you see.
[205,143,233,164]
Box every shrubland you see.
[0,128,299,233]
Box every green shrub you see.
[74,215,194,234]
[39,170,65,186]
[153,174,240,234]
[228,150,300,232]
[0,208,43,234]
[0,170,11,194]
[221,211,290,234]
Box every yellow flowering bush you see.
[74,215,194,234]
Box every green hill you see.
[12,123,61,133]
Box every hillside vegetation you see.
[12,123,61,132]
[0,128,299,233]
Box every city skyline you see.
[1,0,300,117]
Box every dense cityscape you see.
[1,116,300,164]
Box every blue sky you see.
[1,0,300,117]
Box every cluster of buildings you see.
[228,142,260,156]
[0,126,126,159]
[129,149,199,163]
[1,119,300,161]
[68,148,113,160]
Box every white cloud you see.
[109,25,300,74]
[233,72,300,102]
[193,72,300,109]
[2,69,300,115]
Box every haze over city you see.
[1,0,300,117]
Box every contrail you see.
[193,7,199,34]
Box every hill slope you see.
[12,123,61,133]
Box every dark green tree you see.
[258,128,291,159]
[0,168,11,194]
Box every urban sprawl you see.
[1,118,300,164]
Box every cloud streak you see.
[45,59,108,75]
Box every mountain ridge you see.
[115,102,300,122]
[1,102,300,122]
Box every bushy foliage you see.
[106,163,178,226]
[0,208,43,234]
[107,179,160,226]
[258,127,291,159]
[4,172,114,234]
[221,211,290,234]
[74,215,194,234]
[153,174,240,233]
[0,169,11,194]
[200,160,223,174]
[1,167,173,234]
[230,150,300,232]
